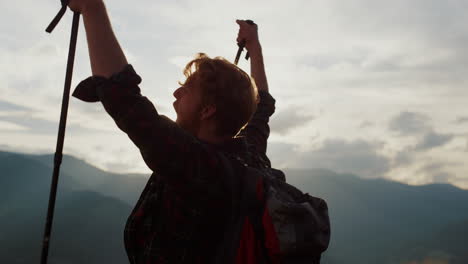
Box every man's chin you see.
[175,118,187,130]
[176,121,199,136]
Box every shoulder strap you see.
[245,166,272,264]
[215,152,271,264]
[215,152,243,264]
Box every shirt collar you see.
[201,136,248,153]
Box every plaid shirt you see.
[73,64,276,264]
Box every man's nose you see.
[173,87,183,99]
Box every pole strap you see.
[234,20,255,65]
[45,0,70,33]
[41,1,80,263]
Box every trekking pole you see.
[41,1,80,264]
[234,19,255,65]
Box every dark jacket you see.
[73,64,276,264]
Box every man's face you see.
[172,78,204,135]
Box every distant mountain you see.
[285,169,468,264]
[0,151,132,264]
[29,153,148,205]
[385,218,468,264]
[1,150,468,264]
[0,151,81,200]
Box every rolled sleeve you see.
[239,90,276,154]
[72,65,223,197]
[73,64,141,103]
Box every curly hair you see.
[179,53,259,137]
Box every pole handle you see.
[234,19,255,65]
[40,10,80,264]
[45,0,71,33]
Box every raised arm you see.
[236,20,276,155]
[68,0,127,77]
[69,0,226,198]
[236,20,269,93]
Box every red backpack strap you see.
[241,168,271,264]
[215,152,240,264]
[215,152,270,264]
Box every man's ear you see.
[200,104,216,120]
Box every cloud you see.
[388,111,432,136]
[0,143,52,155]
[0,100,31,112]
[0,113,109,135]
[392,146,415,167]
[359,120,374,129]
[414,131,455,151]
[454,116,468,124]
[388,111,456,170]
[105,160,140,173]
[293,138,390,178]
[390,130,455,169]
[1,0,467,190]
[431,171,453,184]
[270,106,316,135]
[0,121,28,131]
[266,141,299,169]
[415,162,455,184]
[331,0,468,59]
[90,144,149,173]
[0,114,56,134]
[297,50,368,71]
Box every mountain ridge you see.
[1,149,468,263]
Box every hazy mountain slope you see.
[47,190,131,264]
[392,219,468,264]
[27,153,148,205]
[1,151,468,264]
[0,187,131,264]
[0,151,132,263]
[284,168,468,264]
[0,151,82,199]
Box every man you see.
[69,0,277,263]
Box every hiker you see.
[68,0,281,263]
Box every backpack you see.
[216,152,331,264]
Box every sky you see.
[1,0,467,189]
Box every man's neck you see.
[197,133,232,145]
[196,126,232,145]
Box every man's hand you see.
[236,20,268,92]
[68,0,104,14]
[69,0,128,77]
[236,19,261,53]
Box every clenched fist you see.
[236,19,261,52]
[68,0,104,14]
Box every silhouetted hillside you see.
[1,150,467,264]
[29,153,148,205]
[0,151,132,264]
[284,169,468,264]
